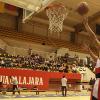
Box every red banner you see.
[5,4,17,11]
[0,68,81,90]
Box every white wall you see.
[57,48,69,56]
[56,48,90,59]
[0,37,91,59]
[3,38,55,57]
[68,50,90,58]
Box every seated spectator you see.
[72,64,77,73]
[0,47,95,73]
[59,64,65,72]
[64,65,68,73]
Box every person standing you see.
[61,75,67,96]
[10,76,20,95]
[84,44,100,100]
[82,16,100,100]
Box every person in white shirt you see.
[61,75,67,96]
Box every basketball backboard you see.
[22,0,56,23]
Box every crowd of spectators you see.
[0,48,95,73]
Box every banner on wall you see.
[0,75,44,85]
[0,68,81,90]
[0,68,48,89]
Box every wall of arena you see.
[0,37,90,59]
[0,13,71,42]
[0,38,54,57]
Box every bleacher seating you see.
[0,26,87,54]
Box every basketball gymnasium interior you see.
[0,0,100,100]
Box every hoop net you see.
[46,3,68,33]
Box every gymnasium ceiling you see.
[0,0,100,31]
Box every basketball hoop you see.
[46,3,68,34]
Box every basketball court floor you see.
[0,91,90,100]
[0,96,90,100]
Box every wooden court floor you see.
[0,91,90,100]
[0,96,90,100]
